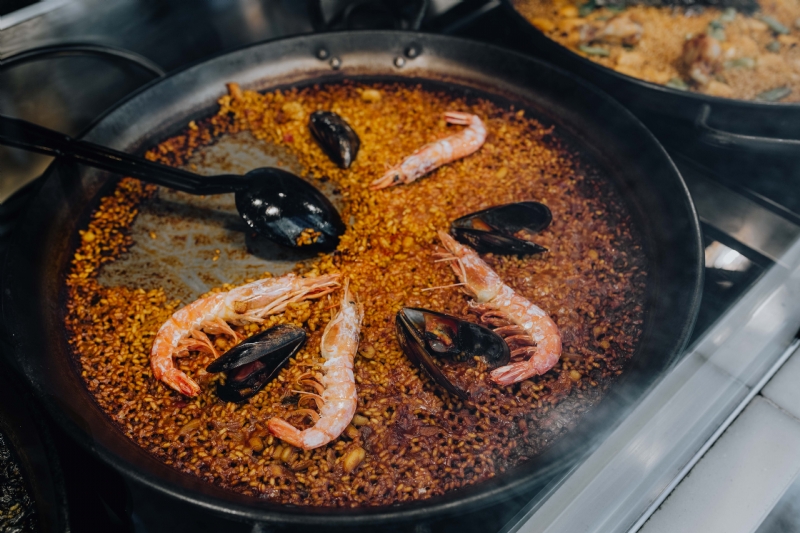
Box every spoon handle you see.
[0,115,247,195]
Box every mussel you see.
[451,201,552,255]
[206,324,306,402]
[396,308,510,400]
[308,111,360,169]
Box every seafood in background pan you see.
[514,0,800,101]
[437,231,562,386]
[370,111,487,189]
[267,280,362,450]
[150,273,339,396]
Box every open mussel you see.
[206,324,306,402]
[451,201,552,255]
[396,308,510,400]
[308,111,360,169]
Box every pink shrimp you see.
[267,279,362,450]
[370,112,487,190]
[150,273,340,396]
[436,231,562,386]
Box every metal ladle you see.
[0,115,345,251]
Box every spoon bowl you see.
[236,168,344,251]
[0,115,345,250]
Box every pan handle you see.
[694,104,800,157]
[0,115,244,195]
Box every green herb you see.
[723,57,755,69]
[757,14,789,34]
[756,86,792,102]
[707,19,726,40]
[606,4,626,13]
[766,40,781,52]
[666,77,690,90]
[579,44,611,56]
[707,26,726,40]
[579,0,596,17]
[720,7,737,22]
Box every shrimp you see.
[580,14,643,46]
[436,231,561,386]
[267,279,362,450]
[682,34,722,86]
[150,273,340,396]
[369,112,487,190]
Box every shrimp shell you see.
[370,112,487,190]
[436,231,562,386]
[267,279,363,450]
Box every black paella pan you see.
[500,0,800,202]
[0,31,702,529]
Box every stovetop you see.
[2,1,800,532]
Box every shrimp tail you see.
[490,342,561,385]
[371,167,407,190]
[490,361,539,386]
[162,368,201,396]
[443,111,473,125]
[266,418,306,449]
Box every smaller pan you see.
[500,0,800,206]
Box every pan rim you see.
[1,30,703,526]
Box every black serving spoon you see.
[0,115,345,251]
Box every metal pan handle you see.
[694,104,800,157]
[0,115,243,195]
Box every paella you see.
[64,80,647,506]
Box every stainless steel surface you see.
[763,348,800,421]
[0,0,67,30]
[755,472,800,533]
[503,204,800,533]
[681,164,800,263]
[642,395,800,533]
[635,342,800,532]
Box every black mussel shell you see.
[451,201,551,255]
[216,359,275,403]
[309,111,360,169]
[207,324,305,372]
[235,167,345,251]
[396,308,510,400]
[207,324,306,402]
